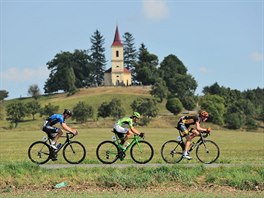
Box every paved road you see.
[40,163,264,169]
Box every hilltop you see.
[1,86,184,131]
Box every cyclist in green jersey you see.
[177,110,211,160]
[114,112,145,147]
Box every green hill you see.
[0,86,179,131]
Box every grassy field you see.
[0,128,263,197]
[0,128,263,164]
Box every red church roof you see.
[111,25,123,47]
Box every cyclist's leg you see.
[43,126,61,145]
[114,124,128,145]
[184,129,199,156]
[52,128,63,145]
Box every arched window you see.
[116,50,119,57]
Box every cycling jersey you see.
[178,115,200,127]
[44,114,65,126]
[177,115,201,136]
[116,117,133,128]
[42,114,65,138]
[114,117,134,134]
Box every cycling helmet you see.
[132,112,140,118]
[199,110,209,118]
[63,109,73,116]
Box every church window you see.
[116,50,119,57]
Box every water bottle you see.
[177,136,181,142]
[54,181,68,188]
[42,136,48,141]
[56,143,62,150]
[112,136,116,141]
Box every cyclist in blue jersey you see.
[42,109,78,149]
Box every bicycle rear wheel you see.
[130,140,154,164]
[196,140,220,164]
[161,140,184,163]
[96,141,119,164]
[28,141,51,164]
[63,141,86,164]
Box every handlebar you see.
[65,132,75,139]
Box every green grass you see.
[0,128,263,164]
[0,129,263,197]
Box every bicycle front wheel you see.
[96,141,119,164]
[63,141,86,164]
[196,140,220,164]
[28,141,51,164]
[161,140,183,164]
[130,140,154,164]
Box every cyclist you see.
[113,112,145,148]
[42,109,78,150]
[177,110,211,160]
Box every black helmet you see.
[63,109,72,116]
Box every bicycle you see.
[28,132,86,164]
[96,129,154,164]
[161,130,220,164]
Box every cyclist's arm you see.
[130,127,141,136]
[195,122,207,133]
[61,122,78,135]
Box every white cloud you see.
[1,66,49,82]
[250,51,263,62]
[142,0,169,21]
[199,66,209,74]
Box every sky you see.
[0,0,263,99]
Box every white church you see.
[104,26,132,86]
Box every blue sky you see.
[0,0,263,99]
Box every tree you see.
[28,84,41,100]
[123,32,137,80]
[159,54,197,100]
[108,99,125,119]
[97,99,125,119]
[27,101,41,120]
[90,30,107,85]
[44,51,77,94]
[0,90,8,100]
[150,78,169,103]
[134,43,159,85]
[200,95,226,125]
[203,82,223,95]
[181,96,196,111]
[97,102,111,118]
[6,102,28,128]
[166,97,183,115]
[225,112,244,129]
[72,101,94,123]
[40,103,59,117]
[131,97,158,118]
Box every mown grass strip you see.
[1,161,263,191]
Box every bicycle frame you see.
[44,132,74,152]
[178,132,209,154]
[112,133,143,153]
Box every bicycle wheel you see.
[196,140,220,164]
[161,140,184,163]
[28,141,51,164]
[63,141,86,164]
[96,141,119,164]
[130,140,154,164]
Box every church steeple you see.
[111,25,123,47]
